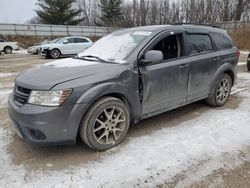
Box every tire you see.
[49,49,61,59]
[4,46,12,54]
[206,73,232,107]
[79,97,131,151]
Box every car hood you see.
[15,58,124,90]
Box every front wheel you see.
[206,73,232,107]
[4,47,12,54]
[79,97,131,151]
[49,49,61,59]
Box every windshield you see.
[50,38,65,44]
[78,30,152,63]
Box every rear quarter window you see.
[75,38,89,43]
[210,32,232,50]
[186,34,213,55]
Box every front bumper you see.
[8,93,88,145]
[40,48,49,56]
[28,48,38,54]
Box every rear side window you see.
[210,33,232,50]
[186,34,212,55]
[75,38,88,43]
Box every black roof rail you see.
[171,23,221,28]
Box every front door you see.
[139,32,190,115]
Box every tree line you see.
[31,0,250,27]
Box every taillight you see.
[236,50,240,58]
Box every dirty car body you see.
[8,24,239,149]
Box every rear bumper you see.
[8,93,88,145]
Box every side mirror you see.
[140,50,164,65]
[63,40,68,44]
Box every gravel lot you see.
[0,52,250,187]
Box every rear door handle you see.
[179,64,189,68]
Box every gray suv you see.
[8,24,239,150]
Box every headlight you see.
[28,89,72,106]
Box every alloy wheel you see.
[51,49,60,58]
[93,106,126,145]
[216,78,230,103]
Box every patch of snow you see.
[240,51,250,55]
[238,72,250,80]
[238,61,246,65]
[44,58,99,68]
[0,73,15,78]
[46,163,54,168]
[13,49,28,54]
[231,87,247,95]
[0,89,12,106]
[0,126,26,187]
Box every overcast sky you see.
[0,0,37,23]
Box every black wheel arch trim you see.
[76,82,142,123]
[209,63,236,95]
[4,46,13,50]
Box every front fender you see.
[76,82,142,122]
[209,63,236,95]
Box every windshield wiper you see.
[73,55,117,64]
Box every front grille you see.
[14,85,31,106]
[41,49,48,55]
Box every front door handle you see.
[179,64,189,68]
[213,57,220,61]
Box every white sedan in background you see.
[27,40,50,54]
[0,38,20,54]
[40,37,93,59]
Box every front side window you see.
[152,34,183,60]
[67,38,75,43]
[211,32,232,50]
[186,34,212,55]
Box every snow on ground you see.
[0,89,12,107]
[0,73,15,78]
[238,61,247,65]
[13,49,28,54]
[240,51,250,55]
[0,73,250,187]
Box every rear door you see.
[184,31,219,101]
[74,38,91,53]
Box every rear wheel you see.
[79,97,130,151]
[206,73,232,107]
[49,49,61,59]
[4,46,12,54]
